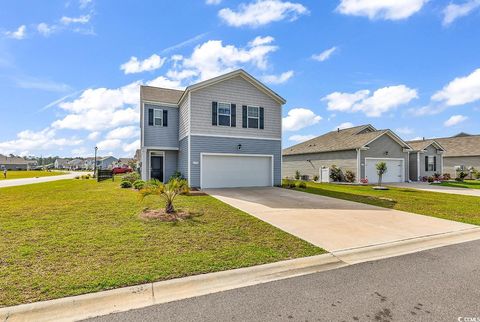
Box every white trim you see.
[356,148,361,183]
[362,130,412,150]
[147,150,166,182]
[142,100,178,108]
[417,152,420,180]
[364,157,405,183]
[441,153,444,174]
[217,102,232,127]
[187,92,191,185]
[142,146,179,151]
[247,105,260,129]
[191,133,281,141]
[200,153,274,189]
[153,108,163,127]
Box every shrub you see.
[139,178,190,213]
[74,176,80,179]
[133,180,146,190]
[122,172,140,183]
[120,180,132,188]
[330,165,342,182]
[457,171,468,182]
[427,176,434,183]
[433,173,441,181]
[376,162,387,186]
[421,176,428,182]
[313,175,319,182]
[360,178,369,184]
[294,170,300,180]
[345,170,356,183]
[169,171,183,181]
[282,179,296,189]
[474,170,480,180]
[297,181,307,189]
[442,173,451,181]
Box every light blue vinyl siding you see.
[143,103,179,148]
[189,135,281,187]
[177,137,188,180]
[164,150,178,181]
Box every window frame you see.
[247,105,260,129]
[427,155,435,171]
[153,108,163,127]
[217,102,232,127]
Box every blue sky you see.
[1,0,479,157]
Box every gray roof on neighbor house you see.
[406,139,445,152]
[283,125,410,156]
[409,135,480,157]
[140,86,184,105]
[0,154,30,165]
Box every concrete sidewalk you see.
[388,182,480,197]
[0,172,92,188]
[205,187,477,252]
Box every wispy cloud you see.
[312,46,337,62]
[160,32,209,54]
[443,0,480,26]
[4,25,27,39]
[14,76,71,92]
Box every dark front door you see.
[150,155,164,182]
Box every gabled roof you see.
[283,125,412,156]
[0,154,30,165]
[406,139,446,152]
[140,86,184,105]
[431,135,480,157]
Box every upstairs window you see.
[154,109,163,126]
[217,103,231,126]
[247,106,259,129]
[147,106,168,127]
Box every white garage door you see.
[201,154,273,188]
[365,158,404,183]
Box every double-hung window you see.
[247,106,259,129]
[218,103,231,126]
[153,109,163,126]
[427,156,435,171]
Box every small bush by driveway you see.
[0,180,323,307]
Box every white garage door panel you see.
[365,158,404,183]
[202,154,272,188]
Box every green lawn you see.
[434,180,480,189]
[0,179,323,307]
[0,170,67,180]
[287,181,480,226]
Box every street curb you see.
[0,253,345,322]
[333,227,480,264]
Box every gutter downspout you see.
[356,148,361,183]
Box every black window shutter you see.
[259,107,264,130]
[231,104,236,127]
[163,110,168,127]
[242,105,247,128]
[148,108,153,126]
[433,156,437,172]
[425,156,428,171]
[212,102,218,126]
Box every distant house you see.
[54,158,70,169]
[0,154,31,170]
[68,158,84,170]
[96,156,118,169]
[117,158,135,167]
[409,133,480,177]
[83,157,96,170]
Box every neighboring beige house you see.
[282,125,413,183]
[0,154,31,170]
[406,140,446,181]
[418,133,480,177]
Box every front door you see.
[150,155,164,182]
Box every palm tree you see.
[376,162,388,186]
[139,178,189,214]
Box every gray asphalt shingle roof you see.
[140,86,184,105]
[409,135,480,157]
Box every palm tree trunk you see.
[165,201,175,214]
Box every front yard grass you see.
[289,181,480,226]
[0,170,67,180]
[0,179,323,307]
[434,180,480,189]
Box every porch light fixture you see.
[237,144,242,150]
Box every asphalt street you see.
[86,239,480,322]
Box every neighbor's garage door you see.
[365,158,404,183]
[201,154,272,188]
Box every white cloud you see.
[79,0,93,9]
[96,139,122,151]
[88,131,100,140]
[432,68,480,106]
[171,36,278,81]
[120,54,166,74]
[37,23,56,36]
[283,108,322,131]
[218,0,309,27]
[410,136,423,141]
[288,134,316,143]
[262,70,294,84]
[444,114,468,127]
[60,15,91,25]
[4,25,26,39]
[395,127,414,135]
[336,0,427,20]
[443,0,480,25]
[0,128,82,155]
[333,122,355,130]
[323,85,418,117]
[122,140,140,154]
[206,0,222,4]
[312,47,337,62]
[106,126,139,140]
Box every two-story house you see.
[140,69,285,188]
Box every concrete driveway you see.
[388,182,480,197]
[206,187,477,252]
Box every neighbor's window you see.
[154,109,163,126]
[427,156,435,171]
[247,106,259,129]
[218,103,231,126]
